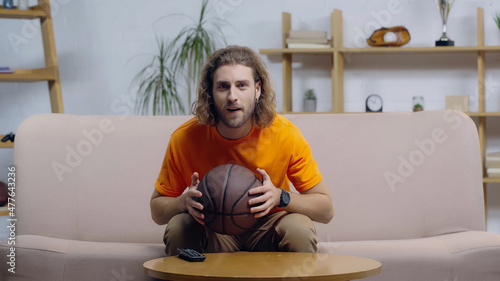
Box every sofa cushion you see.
[318,231,500,281]
[0,235,164,281]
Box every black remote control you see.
[177,248,206,262]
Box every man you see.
[151,45,333,256]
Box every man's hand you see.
[248,168,282,218]
[185,172,205,225]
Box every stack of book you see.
[0,67,15,74]
[486,152,500,178]
[287,30,331,49]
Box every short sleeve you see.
[155,138,186,197]
[286,127,323,192]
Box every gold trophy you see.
[435,0,455,46]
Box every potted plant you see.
[133,39,184,115]
[303,89,317,112]
[412,96,424,112]
[133,0,227,115]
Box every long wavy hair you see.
[191,45,276,128]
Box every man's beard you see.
[216,99,256,129]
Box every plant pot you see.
[303,99,317,112]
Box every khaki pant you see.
[163,211,317,256]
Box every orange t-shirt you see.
[155,114,322,197]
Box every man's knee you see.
[276,213,317,253]
[164,213,193,239]
[163,213,204,256]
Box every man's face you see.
[212,64,261,138]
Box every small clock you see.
[366,94,383,112]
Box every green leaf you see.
[131,0,228,115]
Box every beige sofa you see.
[1,110,500,281]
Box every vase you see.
[18,0,29,10]
[303,99,317,112]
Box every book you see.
[486,152,500,169]
[487,168,500,178]
[289,30,327,39]
[0,67,15,74]
[286,37,329,44]
[445,95,469,112]
[287,42,332,49]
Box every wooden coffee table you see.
[143,252,381,281]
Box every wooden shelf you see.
[340,45,500,54]
[260,7,498,220]
[260,8,499,116]
[0,136,14,148]
[260,46,500,56]
[0,5,47,19]
[0,0,64,129]
[483,177,500,183]
[0,206,9,216]
[467,112,500,117]
[0,67,58,82]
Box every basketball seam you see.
[221,164,234,235]
[203,174,216,225]
[231,176,261,231]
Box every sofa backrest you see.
[15,114,189,244]
[287,111,485,242]
[14,111,485,243]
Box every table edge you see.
[143,253,382,281]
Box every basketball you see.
[196,164,263,235]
